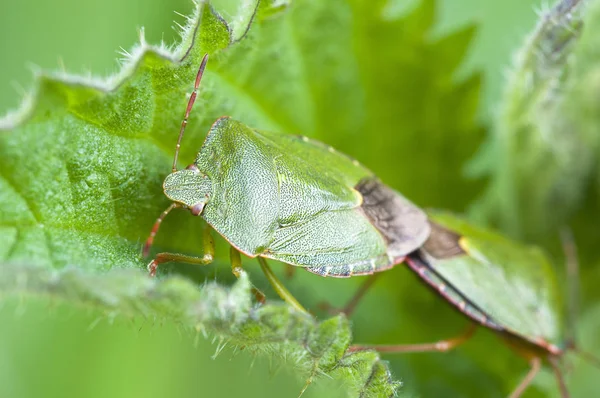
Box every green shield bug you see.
[348,211,599,397]
[142,54,430,313]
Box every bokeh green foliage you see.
[471,0,600,309]
[1,0,599,397]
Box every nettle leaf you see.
[0,1,398,396]
[0,0,483,396]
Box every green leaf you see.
[0,0,484,396]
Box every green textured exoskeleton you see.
[165,117,429,276]
[143,55,429,313]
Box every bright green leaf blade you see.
[347,0,485,209]
[0,0,489,395]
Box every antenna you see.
[143,55,209,259]
[172,53,209,173]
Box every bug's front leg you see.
[147,223,215,276]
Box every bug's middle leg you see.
[257,257,309,315]
[508,357,542,398]
[320,273,381,317]
[229,246,267,304]
[548,356,569,398]
[147,223,215,276]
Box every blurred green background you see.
[1,1,595,398]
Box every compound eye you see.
[186,164,199,172]
[190,202,205,216]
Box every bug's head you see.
[142,164,211,259]
[163,164,212,216]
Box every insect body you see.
[143,55,429,312]
[143,56,598,396]
[164,117,429,276]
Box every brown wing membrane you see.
[423,221,466,259]
[356,178,430,258]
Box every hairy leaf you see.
[0,265,398,397]
[0,1,404,395]
[0,0,485,396]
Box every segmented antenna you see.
[574,348,600,370]
[172,53,209,173]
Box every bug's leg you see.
[147,223,214,276]
[257,257,309,315]
[320,273,381,317]
[143,203,181,258]
[548,356,569,398]
[349,323,476,353]
[508,357,542,398]
[229,247,266,304]
[340,273,380,316]
[284,264,296,279]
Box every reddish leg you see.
[147,222,214,276]
[320,273,380,317]
[143,54,210,271]
[339,273,380,316]
[548,356,570,398]
[284,264,296,279]
[560,228,579,349]
[559,229,600,374]
[349,323,476,353]
[508,357,542,398]
[143,203,181,258]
